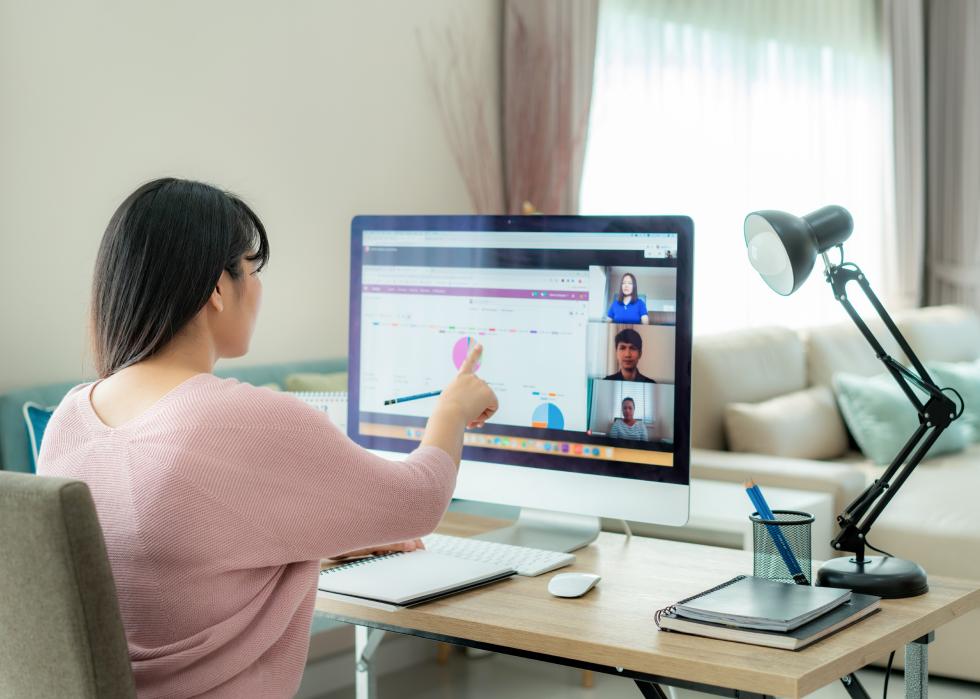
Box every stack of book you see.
[655,575,880,650]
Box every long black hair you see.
[617,272,638,303]
[91,178,269,378]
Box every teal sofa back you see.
[0,359,347,473]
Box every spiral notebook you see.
[656,575,852,632]
[318,550,516,609]
[655,575,879,650]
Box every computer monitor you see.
[348,215,692,551]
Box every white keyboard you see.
[422,533,575,577]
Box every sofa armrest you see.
[691,448,866,516]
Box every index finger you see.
[458,343,483,374]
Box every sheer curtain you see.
[580,0,895,335]
[925,0,980,306]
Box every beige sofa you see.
[690,305,980,682]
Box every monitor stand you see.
[473,508,600,553]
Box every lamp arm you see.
[833,423,944,560]
[822,260,958,561]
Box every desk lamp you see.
[743,205,961,598]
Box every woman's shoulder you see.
[41,381,97,433]
[172,375,326,432]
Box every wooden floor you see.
[318,648,980,699]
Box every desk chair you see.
[0,471,136,698]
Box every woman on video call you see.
[36,178,499,698]
[608,396,649,441]
[606,271,650,324]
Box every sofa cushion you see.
[284,372,348,393]
[851,445,980,580]
[805,317,902,387]
[724,386,848,460]
[0,381,79,473]
[692,327,806,450]
[22,402,55,472]
[896,305,980,364]
[832,372,971,465]
[690,448,866,516]
[926,359,980,440]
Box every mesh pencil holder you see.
[749,510,814,585]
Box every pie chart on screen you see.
[452,336,481,370]
[531,403,564,430]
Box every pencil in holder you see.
[749,509,813,585]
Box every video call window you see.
[353,225,685,476]
[587,379,675,445]
[586,323,676,384]
[588,266,677,326]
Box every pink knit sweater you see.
[37,374,457,698]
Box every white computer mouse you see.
[547,572,601,598]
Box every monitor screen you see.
[348,215,692,487]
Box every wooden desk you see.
[316,513,980,699]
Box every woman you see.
[608,397,649,441]
[606,272,649,324]
[37,178,498,698]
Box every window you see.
[581,0,894,334]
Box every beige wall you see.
[0,0,502,391]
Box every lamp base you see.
[817,556,928,598]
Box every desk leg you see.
[355,625,386,699]
[635,680,768,699]
[634,681,670,699]
[840,673,871,699]
[904,632,933,699]
[633,682,692,699]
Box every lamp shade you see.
[744,205,853,296]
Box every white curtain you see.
[882,0,926,310]
[580,0,895,335]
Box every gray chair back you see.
[0,471,136,698]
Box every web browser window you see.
[349,219,691,484]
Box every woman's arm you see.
[189,346,498,563]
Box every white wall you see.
[0,0,502,391]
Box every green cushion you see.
[284,372,348,393]
[23,402,56,471]
[832,372,971,465]
[0,382,78,473]
[213,359,346,388]
[925,359,980,441]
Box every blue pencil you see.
[745,480,809,586]
[384,390,442,406]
